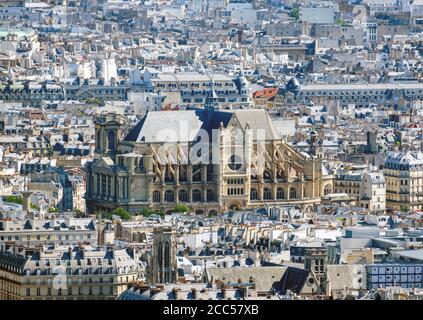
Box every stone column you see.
[161,165,166,185]
[287,183,291,200]
[100,174,103,199]
[202,165,207,183]
[258,179,264,201]
[175,165,180,186]
[187,164,193,183]
[160,187,165,204]
[93,173,98,198]
[202,165,208,202]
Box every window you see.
[178,189,188,202]
[290,188,297,199]
[192,165,202,182]
[164,190,174,203]
[192,189,201,202]
[250,188,258,200]
[96,175,100,194]
[263,188,272,200]
[277,188,284,200]
[324,184,332,196]
[153,191,160,203]
[228,155,242,171]
[206,190,214,202]
[101,175,107,196]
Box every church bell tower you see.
[150,227,177,284]
[94,113,123,159]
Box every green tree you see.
[400,206,409,213]
[290,8,300,20]
[335,18,345,26]
[5,195,23,204]
[173,204,190,213]
[112,207,131,220]
[138,207,155,217]
[74,209,85,218]
[156,210,165,218]
[48,207,59,213]
[96,210,112,220]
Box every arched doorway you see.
[229,202,241,211]
[208,210,218,217]
[195,209,204,215]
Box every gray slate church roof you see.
[124,108,281,143]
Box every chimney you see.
[191,288,198,300]
[222,287,231,299]
[173,287,184,300]
[78,244,85,259]
[150,286,162,298]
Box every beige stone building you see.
[384,152,423,211]
[0,244,140,300]
[85,95,331,215]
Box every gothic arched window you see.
[250,188,258,200]
[153,190,160,203]
[178,189,188,202]
[206,190,214,202]
[96,131,101,149]
[164,241,170,268]
[277,188,284,200]
[164,190,174,203]
[228,155,242,171]
[192,189,201,202]
[290,188,297,199]
[263,187,272,200]
[324,184,332,196]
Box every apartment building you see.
[145,71,252,109]
[359,171,386,212]
[0,244,140,300]
[277,79,423,108]
[384,152,423,211]
[0,218,97,250]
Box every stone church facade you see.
[85,95,330,215]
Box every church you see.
[85,90,331,215]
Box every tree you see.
[112,207,131,220]
[335,18,345,26]
[96,210,112,220]
[48,207,59,213]
[400,206,409,213]
[138,207,155,217]
[5,195,23,205]
[173,204,190,213]
[156,210,165,218]
[74,209,85,218]
[290,8,300,20]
